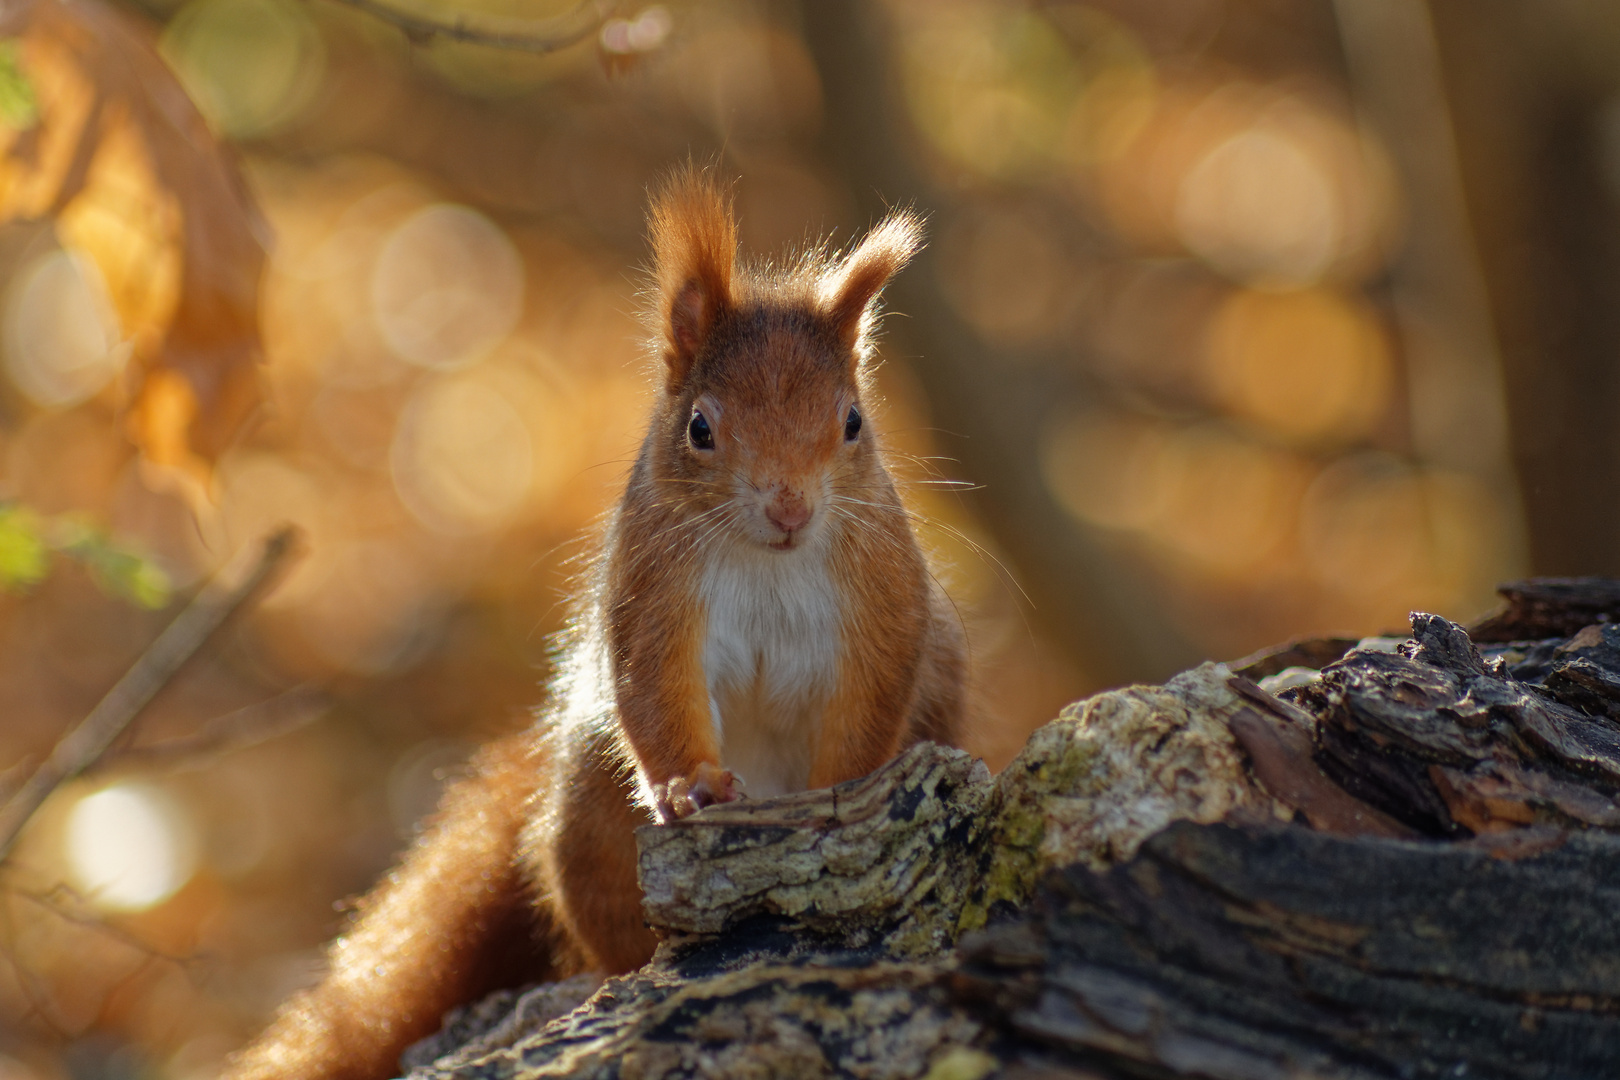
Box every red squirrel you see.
[224,170,968,1080]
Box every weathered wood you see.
[637,742,993,956]
[958,822,1620,1080]
[1229,635,1362,680]
[1294,612,1620,836]
[405,581,1620,1080]
[404,666,1271,1078]
[405,960,986,1080]
[1223,689,1415,840]
[1470,576,1620,642]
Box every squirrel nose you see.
[766,493,811,534]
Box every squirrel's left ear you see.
[820,210,925,358]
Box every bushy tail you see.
[223,731,558,1080]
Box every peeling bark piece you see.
[1405,617,1620,785]
[958,822,1620,1080]
[1295,635,1488,836]
[1537,624,1620,719]
[1543,657,1620,718]
[1406,611,1490,671]
[1226,704,1415,839]
[1293,613,1620,833]
[1311,644,1492,763]
[1470,577,1620,642]
[1229,636,1360,680]
[1431,761,1620,832]
[1505,700,1620,784]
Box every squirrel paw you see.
[654,762,743,822]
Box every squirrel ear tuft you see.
[649,168,737,391]
[821,210,925,357]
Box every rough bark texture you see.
[959,823,1620,1079]
[400,579,1620,1080]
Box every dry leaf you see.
[0,0,267,473]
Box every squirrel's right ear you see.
[820,210,925,358]
[649,170,737,391]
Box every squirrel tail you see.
[222,730,559,1080]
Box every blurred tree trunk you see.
[799,0,1200,689]
[1424,0,1620,576]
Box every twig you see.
[317,0,617,54]
[12,884,206,966]
[0,527,300,863]
[0,758,30,809]
[90,686,329,776]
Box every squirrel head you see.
[645,168,923,553]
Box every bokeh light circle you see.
[1204,288,1392,444]
[901,8,1078,180]
[161,0,326,138]
[938,205,1070,345]
[1175,126,1340,287]
[391,376,534,534]
[371,204,524,371]
[2,248,130,408]
[65,783,199,911]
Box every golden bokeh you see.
[391,374,535,534]
[370,203,524,371]
[0,0,1548,1074]
[1045,412,1312,581]
[2,248,131,408]
[1042,408,1176,533]
[1203,287,1393,444]
[1091,83,1398,285]
[672,22,824,143]
[161,0,326,138]
[1298,454,1510,627]
[937,203,1074,346]
[898,3,1080,181]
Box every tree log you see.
[401,578,1620,1079]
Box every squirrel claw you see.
[653,762,741,822]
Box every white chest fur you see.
[700,544,840,798]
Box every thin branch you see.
[0,527,301,863]
[89,686,329,776]
[0,758,30,809]
[316,0,618,54]
[12,884,206,966]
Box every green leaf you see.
[0,39,38,131]
[0,505,173,607]
[86,545,172,610]
[57,523,173,610]
[0,504,48,590]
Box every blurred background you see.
[0,0,1616,1074]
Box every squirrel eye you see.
[844,405,862,442]
[688,409,714,451]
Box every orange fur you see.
[224,171,965,1080]
[649,168,738,389]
